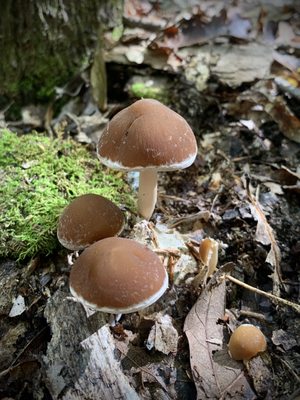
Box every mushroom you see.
[57,193,124,251]
[97,99,197,220]
[69,237,168,314]
[228,324,267,361]
[199,237,219,277]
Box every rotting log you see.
[43,288,140,399]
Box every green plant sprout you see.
[0,129,135,260]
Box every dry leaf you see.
[130,362,176,397]
[265,97,300,143]
[184,280,255,399]
[9,295,26,317]
[271,329,298,351]
[263,182,284,195]
[146,313,178,355]
[248,189,282,295]
[211,43,273,87]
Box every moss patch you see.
[0,130,134,260]
[128,79,171,104]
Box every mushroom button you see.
[228,324,267,361]
[97,99,198,220]
[57,193,124,251]
[69,237,168,314]
[199,237,219,277]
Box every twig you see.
[239,310,269,322]
[225,275,300,314]
[168,210,210,228]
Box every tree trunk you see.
[0,0,122,106]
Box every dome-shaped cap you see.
[57,194,124,251]
[97,99,197,171]
[69,237,168,314]
[228,324,267,361]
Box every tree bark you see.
[0,0,122,105]
[43,288,140,399]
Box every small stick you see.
[225,274,300,314]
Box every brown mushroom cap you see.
[97,99,197,171]
[57,194,124,251]
[69,237,168,314]
[228,324,267,361]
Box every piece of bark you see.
[0,261,21,316]
[43,288,140,400]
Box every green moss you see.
[0,129,135,260]
[129,81,171,104]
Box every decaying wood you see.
[43,288,140,399]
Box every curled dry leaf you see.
[265,97,300,143]
[247,187,282,296]
[184,279,255,399]
[226,79,300,143]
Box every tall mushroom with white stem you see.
[97,99,198,220]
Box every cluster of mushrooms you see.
[57,98,267,361]
[57,99,197,316]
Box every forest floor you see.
[0,1,300,399]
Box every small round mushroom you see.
[97,99,197,220]
[69,237,168,314]
[57,193,124,251]
[228,324,267,361]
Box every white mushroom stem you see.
[138,169,158,220]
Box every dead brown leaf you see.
[227,79,300,143]
[247,185,282,296]
[130,361,177,399]
[265,97,300,143]
[150,9,253,54]
[184,279,255,399]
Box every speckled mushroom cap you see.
[57,194,124,251]
[69,237,168,314]
[97,99,197,171]
[228,324,267,361]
